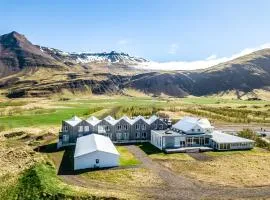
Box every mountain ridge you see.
[1,31,270,99]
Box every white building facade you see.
[151,117,254,152]
[74,134,120,170]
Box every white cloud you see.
[136,43,270,71]
[117,39,129,45]
[168,43,179,55]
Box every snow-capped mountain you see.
[39,46,148,65]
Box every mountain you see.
[0,31,63,77]
[38,47,148,65]
[127,49,270,98]
[1,31,270,99]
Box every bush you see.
[238,129,270,150]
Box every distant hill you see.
[1,31,270,99]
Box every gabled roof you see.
[211,131,255,144]
[116,115,133,124]
[172,116,214,132]
[133,115,148,124]
[86,116,101,126]
[146,115,159,124]
[64,116,82,127]
[74,134,120,157]
[104,115,118,125]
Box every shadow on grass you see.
[34,142,59,153]
[136,142,162,155]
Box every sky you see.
[1,0,270,70]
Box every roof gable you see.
[64,116,82,127]
[74,134,120,157]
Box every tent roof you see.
[74,134,120,158]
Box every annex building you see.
[151,117,255,152]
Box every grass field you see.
[138,143,193,161]
[158,148,270,187]
[1,96,270,130]
[1,95,270,199]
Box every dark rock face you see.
[0,32,61,77]
[1,31,270,98]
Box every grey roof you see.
[104,115,118,125]
[133,115,149,125]
[74,134,120,158]
[146,115,159,124]
[211,131,255,144]
[64,116,82,127]
[172,116,214,132]
[86,116,101,126]
[117,115,134,124]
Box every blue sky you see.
[1,0,270,65]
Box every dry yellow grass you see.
[82,167,164,187]
[158,149,270,187]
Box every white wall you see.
[151,130,163,150]
[74,151,119,170]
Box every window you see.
[191,129,195,132]
[63,125,68,132]
[63,135,69,142]
[197,129,201,132]
[84,126,89,132]
[78,126,83,132]
[136,132,140,138]
[158,124,163,130]
[123,124,128,130]
[105,126,110,131]
[117,125,122,131]
[96,159,99,164]
[142,132,147,138]
[142,124,146,130]
[135,124,140,130]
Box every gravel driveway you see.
[61,145,270,200]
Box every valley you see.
[1,95,270,199]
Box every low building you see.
[210,131,254,150]
[58,115,169,148]
[151,116,254,152]
[74,134,120,170]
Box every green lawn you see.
[117,146,141,166]
[137,143,193,161]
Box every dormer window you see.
[197,129,200,132]
[191,129,195,132]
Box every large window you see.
[135,124,140,130]
[142,124,146,130]
[84,126,89,132]
[105,126,110,131]
[142,132,147,138]
[159,124,163,130]
[78,126,83,132]
[63,135,69,142]
[136,132,140,138]
[63,126,68,132]
[123,124,128,130]
[117,125,122,131]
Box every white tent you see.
[74,134,120,170]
